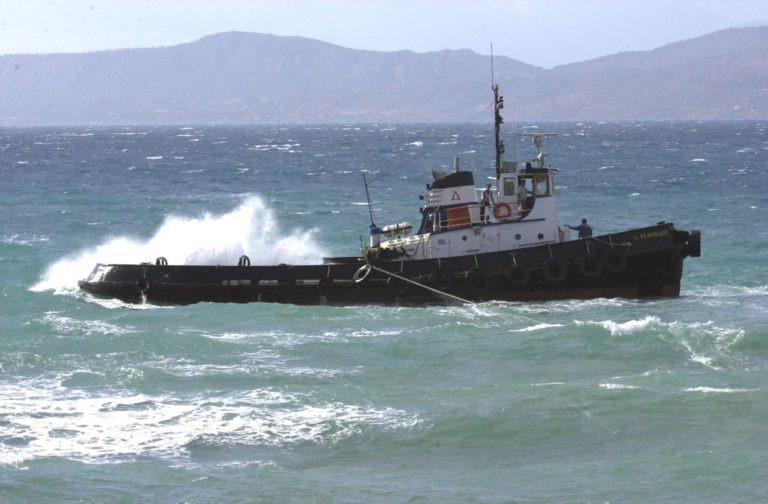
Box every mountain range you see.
[1,27,766,125]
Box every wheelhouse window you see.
[532,174,552,197]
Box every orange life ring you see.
[492,203,513,221]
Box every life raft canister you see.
[492,203,513,221]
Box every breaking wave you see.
[31,196,327,294]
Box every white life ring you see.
[492,203,513,221]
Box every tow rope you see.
[368,264,546,325]
[369,264,476,305]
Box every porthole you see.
[538,233,544,240]
[515,234,522,240]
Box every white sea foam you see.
[1,233,50,246]
[602,316,660,335]
[0,379,421,466]
[599,383,642,390]
[684,386,759,394]
[577,316,661,336]
[31,196,327,294]
[41,312,133,337]
[509,323,565,333]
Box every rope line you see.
[369,264,475,305]
[369,264,547,325]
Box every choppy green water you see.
[1,122,766,503]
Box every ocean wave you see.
[572,316,749,370]
[1,233,50,246]
[0,381,421,466]
[31,195,327,296]
[684,386,759,394]
[599,383,642,390]
[40,312,134,337]
[691,284,768,299]
[509,323,565,333]
[514,297,638,314]
[577,315,661,336]
[151,356,352,380]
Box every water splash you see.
[31,196,327,294]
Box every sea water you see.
[1,122,766,503]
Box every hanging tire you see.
[577,254,603,278]
[542,259,567,284]
[316,277,334,296]
[505,265,529,286]
[465,267,490,295]
[387,276,413,297]
[603,248,627,273]
[238,255,250,267]
[430,268,454,291]
[353,264,373,284]
[686,230,701,258]
[155,256,168,266]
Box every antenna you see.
[490,42,495,87]
[362,173,375,226]
[490,43,504,178]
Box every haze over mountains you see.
[1,26,766,125]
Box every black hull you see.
[78,223,700,306]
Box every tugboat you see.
[78,86,701,306]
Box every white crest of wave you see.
[578,316,661,336]
[32,196,327,294]
[509,323,565,333]
[599,383,642,390]
[0,381,421,465]
[684,386,759,394]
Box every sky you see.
[0,0,766,68]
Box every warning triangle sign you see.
[451,190,461,201]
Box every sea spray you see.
[31,196,326,294]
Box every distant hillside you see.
[0,27,766,125]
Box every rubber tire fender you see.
[465,267,490,295]
[387,276,413,297]
[505,265,529,286]
[429,268,454,291]
[318,277,335,295]
[542,259,567,284]
[686,230,701,258]
[578,254,603,278]
[603,248,627,273]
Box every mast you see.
[363,173,375,226]
[493,84,505,178]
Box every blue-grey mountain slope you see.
[0,27,765,125]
